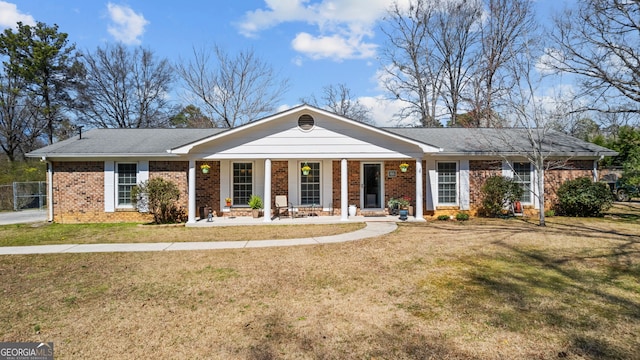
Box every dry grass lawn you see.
[1,203,639,359]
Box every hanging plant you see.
[399,163,409,172]
[301,163,311,175]
[200,164,211,173]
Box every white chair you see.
[275,195,293,219]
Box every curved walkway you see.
[0,221,397,255]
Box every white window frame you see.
[512,161,533,204]
[231,161,254,207]
[116,162,137,208]
[437,161,459,206]
[299,161,321,205]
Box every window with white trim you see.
[437,162,457,204]
[513,162,532,203]
[300,162,320,205]
[117,163,137,207]
[233,162,253,206]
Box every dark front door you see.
[363,163,381,208]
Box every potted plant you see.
[387,197,400,215]
[200,164,211,174]
[301,163,311,176]
[397,196,411,220]
[225,197,232,207]
[248,194,263,218]
[399,163,409,172]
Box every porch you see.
[187,213,421,227]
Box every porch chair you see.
[275,195,293,219]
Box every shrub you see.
[437,214,450,221]
[132,178,185,224]
[480,176,524,217]
[248,194,263,209]
[544,209,555,217]
[556,177,613,217]
[455,212,470,221]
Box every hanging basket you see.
[202,168,209,174]
[301,162,311,176]
[399,163,409,173]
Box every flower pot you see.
[399,209,408,221]
[252,209,261,218]
[202,168,209,174]
[302,169,310,176]
[399,166,408,173]
[226,202,231,207]
[348,204,357,217]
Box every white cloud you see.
[106,3,148,45]
[292,32,377,60]
[237,0,392,61]
[0,1,35,29]
[359,95,419,127]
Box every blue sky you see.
[1,0,569,126]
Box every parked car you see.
[602,172,640,202]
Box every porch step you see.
[361,210,387,217]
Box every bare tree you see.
[492,40,574,227]
[467,0,537,127]
[177,45,290,128]
[546,0,640,116]
[0,71,44,161]
[379,0,444,127]
[301,84,372,124]
[74,44,176,128]
[430,0,482,126]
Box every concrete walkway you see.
[0,209,47,225]
[0,221,397,255]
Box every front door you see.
[363,163,382,209]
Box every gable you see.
[171,105,440,159]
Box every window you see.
[233,162,252,206]
[437,162,457,204]
[300,162,320,204]
[513,162,532,203]
[117,163,137,206]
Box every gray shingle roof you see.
[27,128,224,158]
[384,128,617,157]
[27,126,616,158]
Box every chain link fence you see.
[0,181,46,211]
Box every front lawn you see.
[0,203,638,359]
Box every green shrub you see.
[556,177,613,217]
[437,214,450,221]
[480,176,524,217]
[544,209,555,217]
[248,194,263,209]
[132,178,185,224]
[455,212,470,221]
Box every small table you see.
[294,204,320,217]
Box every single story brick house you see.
[27,105,616,224]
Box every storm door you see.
[362,163,382,209]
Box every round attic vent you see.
[297,114,315,131]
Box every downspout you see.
[42,157,53,222]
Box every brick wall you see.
[384,160,416,209]
[469,160,503,213]
[271,161,288,207]
[149,161,189,210]
[544,160,594,208]
[195,161,220,218]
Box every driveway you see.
[0,209,47,225]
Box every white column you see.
[415,158,424,219]
[187,159,196,224]
[340,159,348,220]
[47,161,53,222]
[263,158,272,222]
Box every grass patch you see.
[0,203,638,358]
[0,222,365,246]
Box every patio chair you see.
[275,195,293,219]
